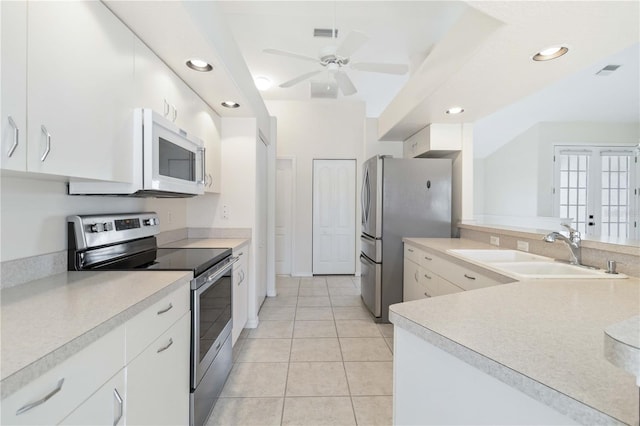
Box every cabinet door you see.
[1,1,27,171]
[127,313,190,425]
[133,38,197,132]
[191,100,221,193]
[403,258,427,301]
[59,370,125,426]
[27,1,134,181]
[232,249,248,344]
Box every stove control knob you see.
[144,218,159,226]
[89,222,112,233]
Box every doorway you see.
[312,159,356,275]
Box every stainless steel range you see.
[67,212,236,426]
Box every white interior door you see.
[313,159,356,275]
[276,158,293,275]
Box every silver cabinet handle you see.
[7,116,19,157]
[407,248,414,253]
[424,292,430,297]
[40,125,51,162]
[424,256,432,261]
[157,302,173,315]
[464,274,476,280]
[172,104,177,122]
[424,274,432,280]
[16,378,64,415]
[163,99,170,117]
[157,338,174,353]
[414,271,418,282]
[238,270,245,285]
[113,388,123,426]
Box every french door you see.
[553,145,639,239]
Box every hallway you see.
[207,275,394,425]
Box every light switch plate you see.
[490,236,500,246]
[517,241,529,252]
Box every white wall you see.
[364,118,403,160]
[0,175,187,262]
[266,100,366,276]
[475,121,639,218]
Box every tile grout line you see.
[279,278,299,426]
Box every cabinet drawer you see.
[439,264,501,291]
[1,325,125,425]
[126,281,190,362]
[403,258,427,302]
[404,244,422,265]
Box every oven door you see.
[142,109,205,196]
[191,259,235,389]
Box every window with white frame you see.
[553,145,639,239]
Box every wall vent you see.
[314,28,338,38]
[596,64,621,76]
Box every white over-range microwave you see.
[68,108,205,197]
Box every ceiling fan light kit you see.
[264,30,409,98]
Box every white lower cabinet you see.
[127,312,191,425]
[1,281,191,426]
[232,245,249,345]
[59,370,125,426]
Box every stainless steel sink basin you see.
[446,249,627,279]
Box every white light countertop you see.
[605,316,640,385]
[392,238,640,425]
[0,270,191,398]
[160,238,249,251]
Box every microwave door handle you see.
[198,147,206,185]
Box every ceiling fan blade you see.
[263,48,320,63]
[335,31,369,58]
[350,62,409,75]
[279,70,323,88]
[334,70,357,96]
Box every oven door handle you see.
[195,256,239,296]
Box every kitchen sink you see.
[447,249,548,263]
[446,249,627,279]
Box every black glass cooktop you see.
[145,248,232,276]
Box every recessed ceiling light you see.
[221,101,240,109]
[186,58,213,72]
[446,106,464,115]
[254,76,273,91]
[532,46,569,62]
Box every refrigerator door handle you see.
[362,169,370,225]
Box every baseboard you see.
[245,317,259,328]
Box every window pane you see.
[578,172,587,187]
[619,158,628,172]
[611,191,618,205]
[602,172,609,188]
[561,173,568,188]
[610,158,619,171]
[569,173,577,187]
[601,189,609,205]
[560,155,568,170]
[619,172,628,189]
[602,157,609,171]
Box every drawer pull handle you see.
[157,303,173,315]
[414,271,418,282]
[40,125,51,162]
[215,341,222,351]
[16,378,64,415]
[424,256,432,261]
[113,388,123,426]
[424,292,431,298]
[424,274,432,280]
[464,274,476,280]
[407,248,414,253]
[157,338,174,353]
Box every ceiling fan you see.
[264,31,409,97]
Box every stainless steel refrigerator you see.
[360,155,452,322]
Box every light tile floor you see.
[207,275,394,426]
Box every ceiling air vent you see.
[596,64,621,76]
[314,28,338,38]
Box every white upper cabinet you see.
[26,1,135,181]
[403,124,463,158]
[1,1,27,171]
[133,39,196,132]
[192,98,222,194]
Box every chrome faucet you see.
[543,224,582,265]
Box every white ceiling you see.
[218,1,469,116]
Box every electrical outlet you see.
[490,236,500,246]
[517,240,529,252]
